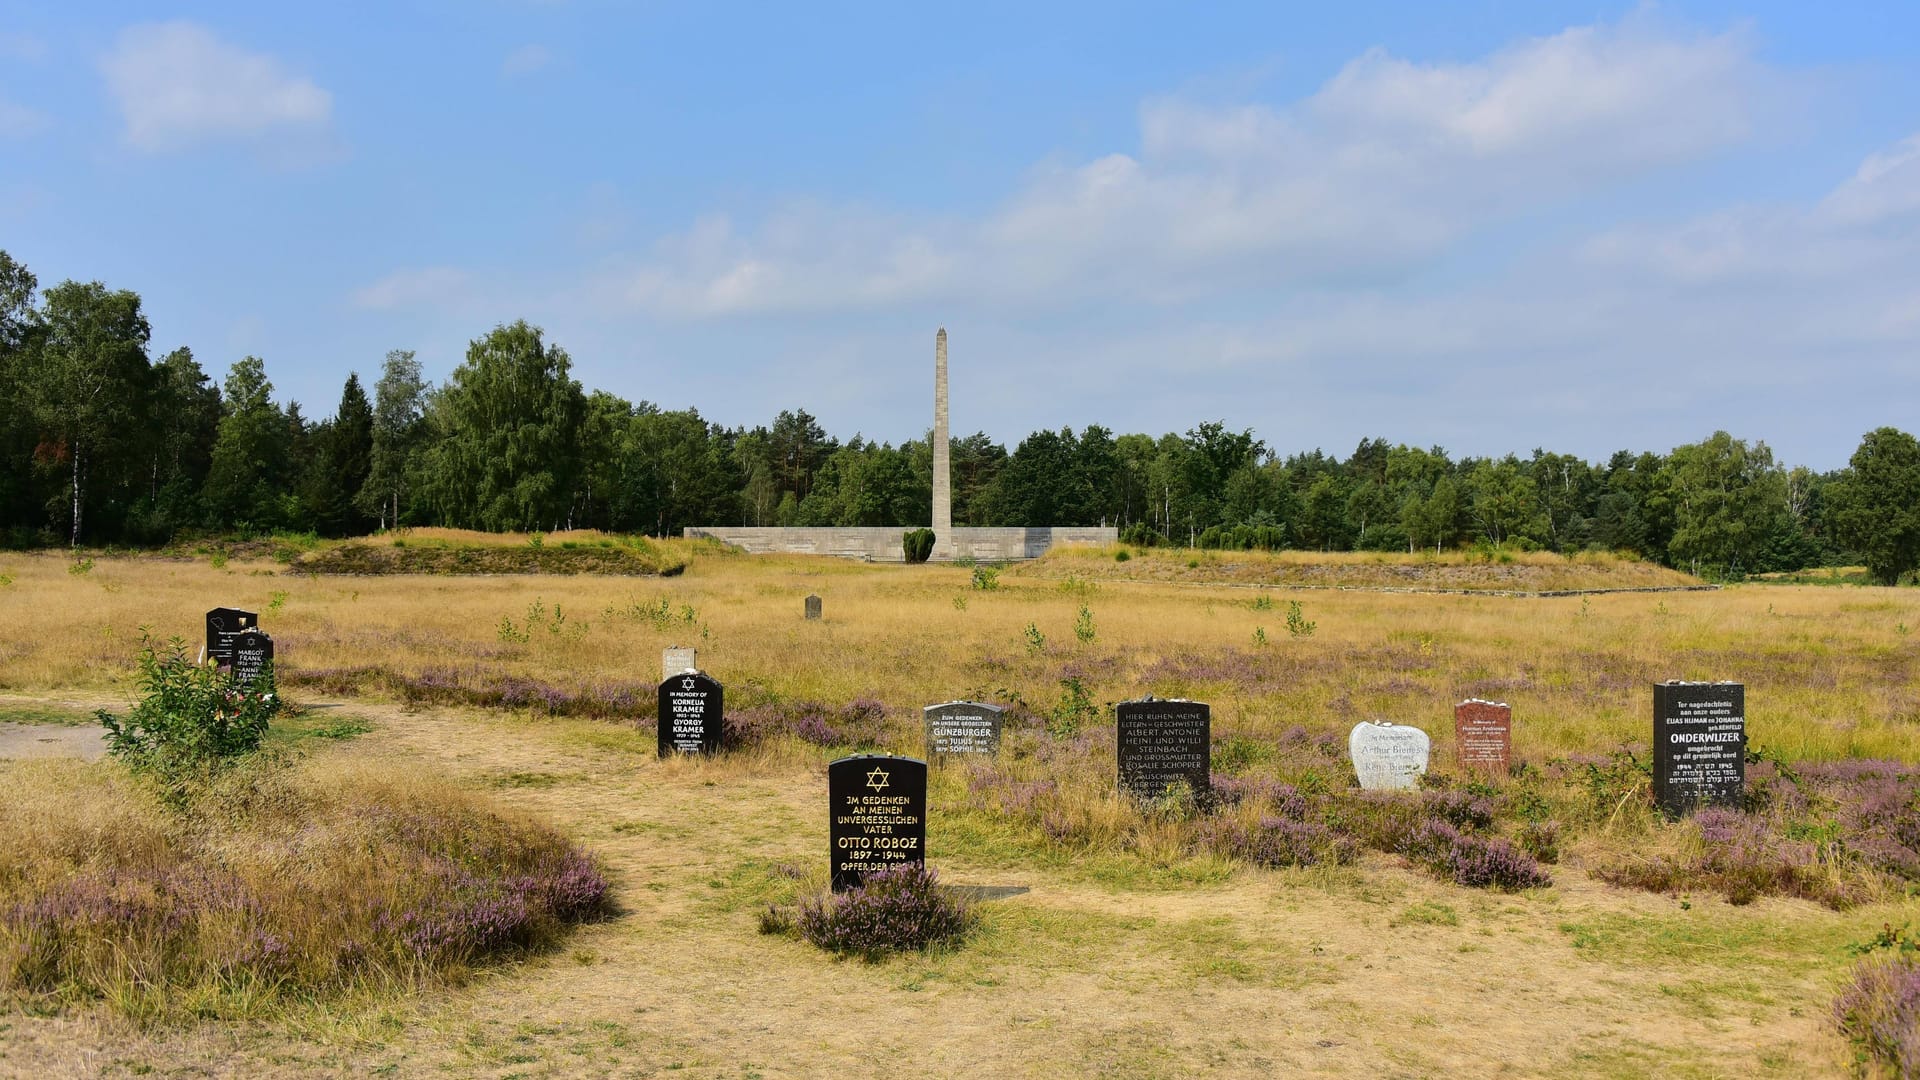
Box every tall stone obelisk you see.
[932,328,951,556]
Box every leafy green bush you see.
[970,564,1001,591]
[97,634,280,789]
[902,528,935,563]
[1118,523,1164,547]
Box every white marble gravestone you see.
[1349,720,1431,790]
[662,646,697,683]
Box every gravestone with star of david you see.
[656,669,724,757]
[827,754,927,891]
[204,607,258,668]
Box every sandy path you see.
[0,697,1870,1078]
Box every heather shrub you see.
[1198,814,1356,868]
[1833,925,1920,1079]
[724,697,891,748]
[1404,819,1552,891]
[0,755,609,1020]
[792,866,975,957]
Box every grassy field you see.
[0,542,1916,1076]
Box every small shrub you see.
[795,866,974,955]
[1114,549,1131,562]
[970,565,1001,591]
[1023,623,1046,655]
[1050,677,1097,737]
[1833,951,1920,1077]
[1405,819,1552,891]
[1252,626,1268,647]
[1518,820,1562,864]
[1118,523,1163,547]
[1285,601,1316,637]
[96,634,280,791]
[1074,605,1096,644]
[1200,815,1356,868]
[68,557,94,575]
[902,528,935,564]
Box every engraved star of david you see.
[681,676,695,691]
[865,767,890,792]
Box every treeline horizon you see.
[4,249,1918,584]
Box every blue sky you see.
[3,3,1918,469]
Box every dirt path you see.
[0,697,1874,1078]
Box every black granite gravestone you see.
[1653,681,1746,816]
[828,754,927,891]
[923,701,1004,763]
[805,595,822,620]
[1116,697,1210,801]
[657,670,723,757]
[231,629,274,688]
[204,607,258,667]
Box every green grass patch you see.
[0,705,92,727]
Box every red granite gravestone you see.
[1454,699,1511,773]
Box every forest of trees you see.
[4,250,1918,583]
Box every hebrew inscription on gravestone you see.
[657,670,723,757]
[1653,681,1745,816]
[828,754,927,891]
[1349,721,1431,790]
[923,701,1004,762]
[1116,698,1210,801]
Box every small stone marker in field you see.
[657,670,723,757]
[924,701,1004,762]
[231,629,274,688]
[1653,681,1746,816]
[1454,699,1511,772]
[828,754,926,891]
[662,645,697,682]
[805,594,822,620]
[204,607,258,667]
[1116,697,1210,801]
[1349,721,1431,790]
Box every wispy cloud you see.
[100,21,332,153]
[0,31,47,62]
[0,99,48,138]
[502,44,553,77]
[599,17,1776,318]
[351,267,473,312]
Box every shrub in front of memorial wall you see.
[96,634,280,794]
[0,755,609,1020]
[902,529,935,563]
[793,866,975,956]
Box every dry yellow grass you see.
[3,547,1913,762]
[2,549,1918,1075]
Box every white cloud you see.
[100,21,332,152]
[351,267,472,311]
[502,44,553,77]
[0,99,48,137]
[601,17,1776,318]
